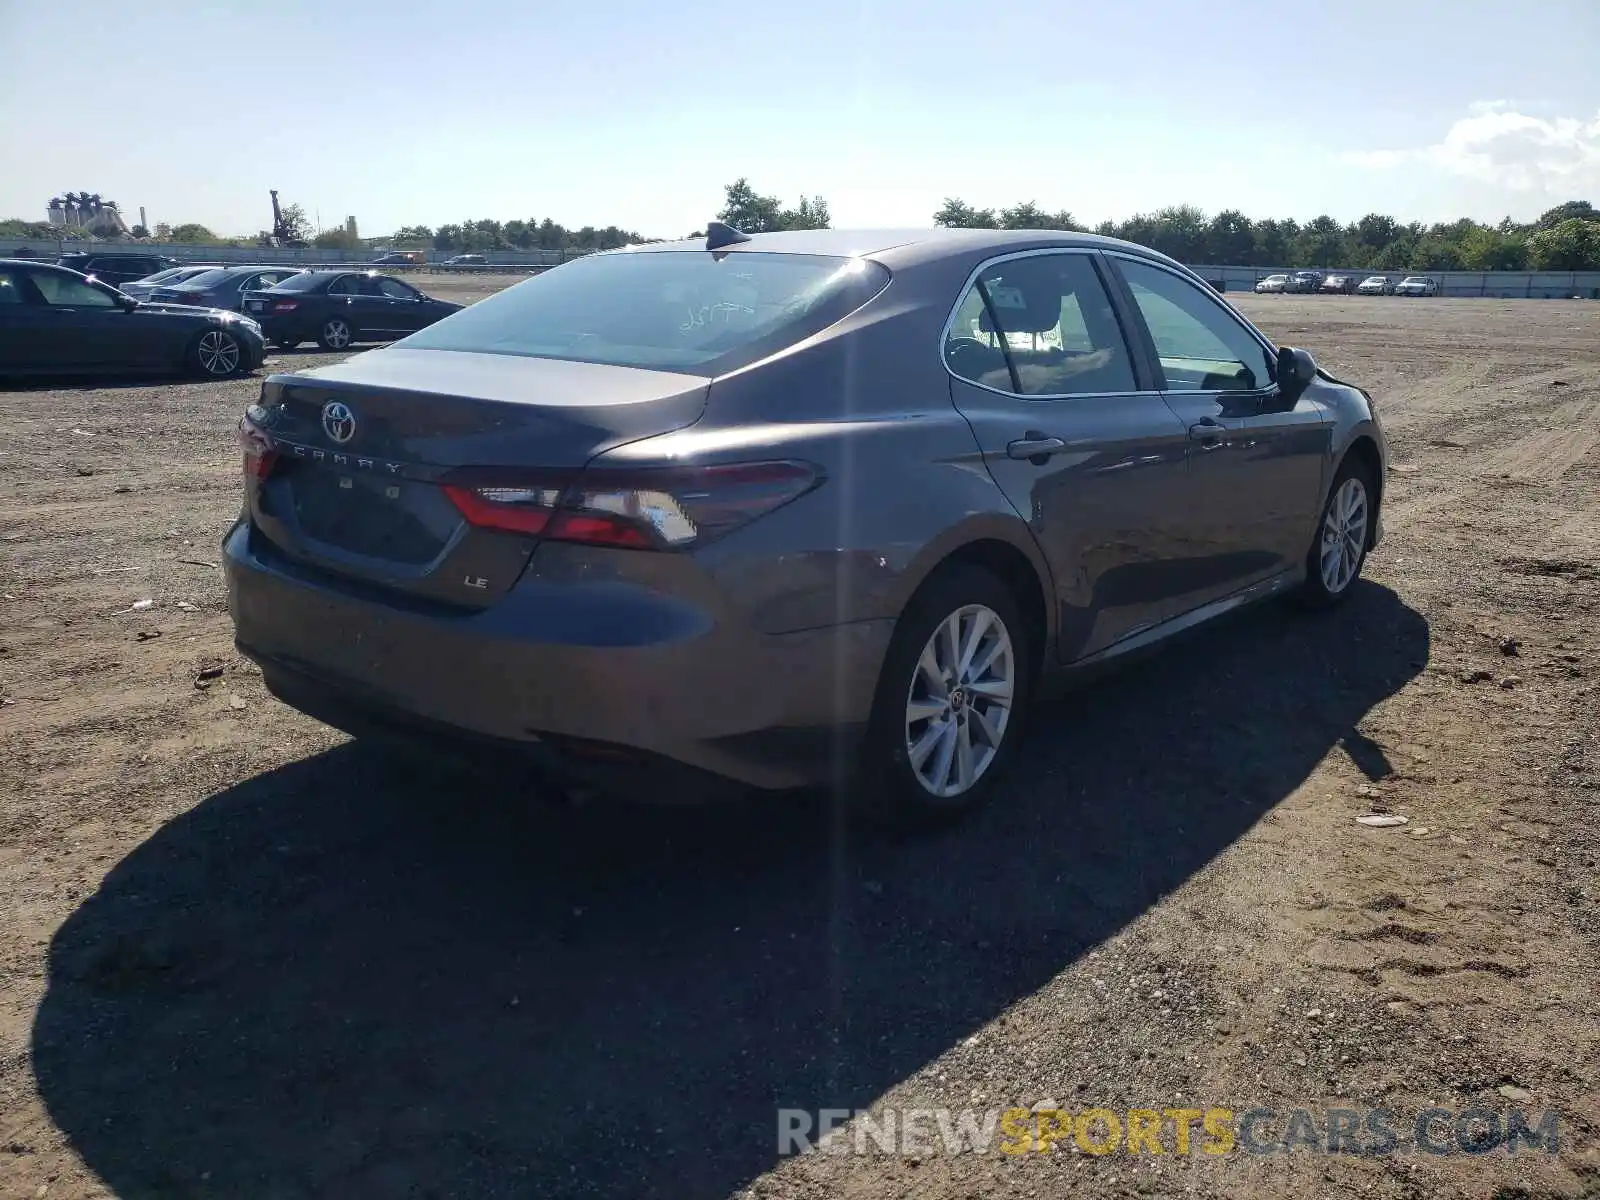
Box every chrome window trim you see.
[937,246,1155,402]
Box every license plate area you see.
[286,465,447,565]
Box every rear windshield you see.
[397,250,892,374]
[177,269,231,288]
[266,272,334,292]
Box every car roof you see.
[623,227,1184,270]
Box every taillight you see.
[442,461,820,550]
[271,299,298,312]
[238,413,277,480]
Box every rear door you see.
[1107,254,1330,614]
[943,249,1195,662]
[324,273,376,333]
[0,266,40,368]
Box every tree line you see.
[712,182,1600,271]
[5,183,1598,270]
[928,198,1600,272]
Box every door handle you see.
[1188,419,1227,445]
[1007,433,1067,463]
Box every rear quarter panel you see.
[597,263,1056,645]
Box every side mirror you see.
[1277,346,1317,398]
[120,295,139,312]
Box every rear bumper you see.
[223,522,892,794]
[256,315,316,343]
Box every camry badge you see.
[322,400,356,444]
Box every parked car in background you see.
[1286,271,1325,294]
[442,253,487,266]
[0,260,264,379]
[1394,275,1439,297]
[372,251,426,266]
[149,265,306,313]
[1356,275,1395,296]
[55,252,178,289]
[226,227,1386,824]
[1254,274,1290,293]
[1320,274,1358,295]
[120,264,224,301]
[242,269,463,349]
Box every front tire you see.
[1297,457,1375,608]
[856,565,1033,828]
[318,316,355,350]
[187,329,244,378]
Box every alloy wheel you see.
[1320,476,1369,594]
[323,320,352,349]
[196,331,240,376]
[904,604,1015,799]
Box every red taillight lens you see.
[442,461,819,550]
[238,414,277,479]
[440,482,565,536]
[271,299,298,312]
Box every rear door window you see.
[327,275,363,296]
[945,253,1138,396]
[0,269,25,304]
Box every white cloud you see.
[1343,106,1600,196]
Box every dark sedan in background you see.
[56,251,178,289]
[0,260,264,379]
[227,226,1386,825]
[120,264,224,301]
[150,265,305,312]
[242,270,462,350]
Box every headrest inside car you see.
[978,281,1064,334]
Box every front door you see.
[26,268,146,369]
[1107,256,1332,615]
[372,275,427,334]
[944,250,1194,662]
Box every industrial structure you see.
[46,192,129,237]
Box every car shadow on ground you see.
[34,582,1427,1199]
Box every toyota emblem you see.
[321,400,356,444]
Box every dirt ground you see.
[1,289,1596,1200]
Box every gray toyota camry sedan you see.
[226,225,1385,823]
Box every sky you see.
[2,0,1598,239]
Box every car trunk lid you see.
[246,348,709,607]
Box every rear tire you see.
[186,328,244,378]
[1296,456,1376,608]
[854,564,1034,829]
[318,316,355,350]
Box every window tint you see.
[400,251,892,374]
[945,253,1136,396]
[375,276,418,299]
[327,275,362,296]
[266,272,331,293]
[0,270,23,304]
[31,270,120,307]
[180,269,231,289]
[1116,259,1274,392]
